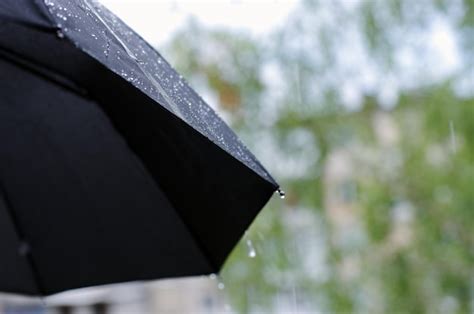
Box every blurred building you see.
[322,110,414,284]
[0,277,229,314]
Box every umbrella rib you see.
[124,149,220,273]
[0,180,46,296]
[166,201,220,272]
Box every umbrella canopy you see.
[0,0,279,296]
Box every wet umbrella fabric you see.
[0,0,278,296]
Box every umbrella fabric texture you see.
[0,0,279,296]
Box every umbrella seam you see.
[119,144,220,273]
[77,79,221,273]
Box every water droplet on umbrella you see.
[103,35,110,58]
[56,29,65,38]
[79,0,184,120]
[56,12,67,21]
[276,188,286,199]
[246,239,256,258]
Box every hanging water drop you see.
[209,273,217,280]
[217,281,225,290]
[276,188,286,199]
[246,239,256,258]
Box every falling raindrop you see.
[292,286,298,313]
[276,188,286,199]
[217,281,225,290]
[209,273,225,290]
[294,63,302,105]
[246,239,256,258]
[449,120,457,153]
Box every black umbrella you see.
[0,0,280,296]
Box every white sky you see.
[98,0,465,110]
[99,0,298,47]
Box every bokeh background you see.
[1,0,473,313]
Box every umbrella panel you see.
[0,57,212,295]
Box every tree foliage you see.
[167,0,474,312]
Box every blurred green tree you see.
[166,0,473,312]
